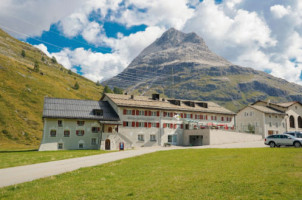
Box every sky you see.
[0,0,302,84]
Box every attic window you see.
[93,109,103,116]
[197,102,208,108]
[168,100,181,106]
[183,101,195,107]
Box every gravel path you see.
[0,141,266,188]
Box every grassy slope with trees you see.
[0,28,105,149]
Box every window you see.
[290,115,295,128]
[150,135,156,141]
[91,138,97,145]
[64,130,70,137]
[79,143,84,149]
[108,127,113,133]
[50,130,56,137]
[76,130,85,136]
[151,111,157,116]
[92,127,100,133]
[77,121,85,126]
[139,110,144,115]
[138,134,144,141]
[298,116,302,128]
[168,135,172,143]
[123,121,129,127]
[58,143,63,149]
[126,110,132,115]
[269,122,272,127]
[94,109,103,116]
[58,120,63,127]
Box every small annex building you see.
[236,100,302,138]
[39,93,237,151]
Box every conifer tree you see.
[21,49,26,58]
[73,82,79,90]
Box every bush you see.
[33,61,39,72]
[51,56,57,64]
[2,129,13,140]
[68,69,72,75]
[103,85,113,94]
[21,49,26,58]
[113,87,123,94]
[73,82,79,90]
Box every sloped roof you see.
[43,97,119,121]
[103,93,235,115]
[276,101,301,108]
[250,105,286,115]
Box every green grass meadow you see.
[1,148,302,200]
[0,150,110,169]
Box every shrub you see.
[33,61,39,72]
[73,82,80,90]
[103,85,113,94]
[68,70,72,75]
[21,49,26,57]
[51,56,57,64]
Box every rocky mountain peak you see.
[128,28,230,68]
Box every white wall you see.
[39,118,102,151]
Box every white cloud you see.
[270,5,290,19]
[0,0,85,38]
[34,43,51,57]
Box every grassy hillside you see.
[0,29,103,149]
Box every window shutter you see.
[136,110,139,115]
[195,115,197,119]
[164,112,167,117]
[132,110,135,115]
[205,115,208,120]
[156,123,160,128]
[97,127,100,131]
[221,117,224,121]
[136,122,139,127]
[157,111,160,116]
[170,123,173,128]
[149,111,151,116]
[144,122,148,127]
[174,124,177,129]
[180,113,183,118]
[123,109,127,115]
[201,115,203,120]
[132,122,135,127]
[171,112,174,117]
[148,122,151,128]
[180,124,183,129]
[123,121,127,127]
[190,114,193,118]
[163,123,167,128]
[76,130,79,135]
[145,110,148,116]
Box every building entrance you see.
[189,135,203,146]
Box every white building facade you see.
[39,94,235,151]
[236,100,302,138]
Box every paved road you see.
[0,141,266,188]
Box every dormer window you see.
[93,109,103,116]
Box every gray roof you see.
[43,97,120,121]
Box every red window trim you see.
[157,111,160,116]
[144,122,148,127]
[123,109,127,115]
[132,110,135,115]
[136,110,139,115]
[132,121,135,127]
[156,123,160,128]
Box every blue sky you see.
[0,0,302,84]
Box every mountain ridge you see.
[103,28,302,111]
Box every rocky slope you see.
[0,28,103,149]
[103,28,302,111]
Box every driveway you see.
[0,141,266,188]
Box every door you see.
[189,135,203,146]
[105,139,110,150]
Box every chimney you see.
[267,99,271,106]
[130,95,134,99]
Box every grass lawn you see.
[1,148,302,200]
[0,150,111,169]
